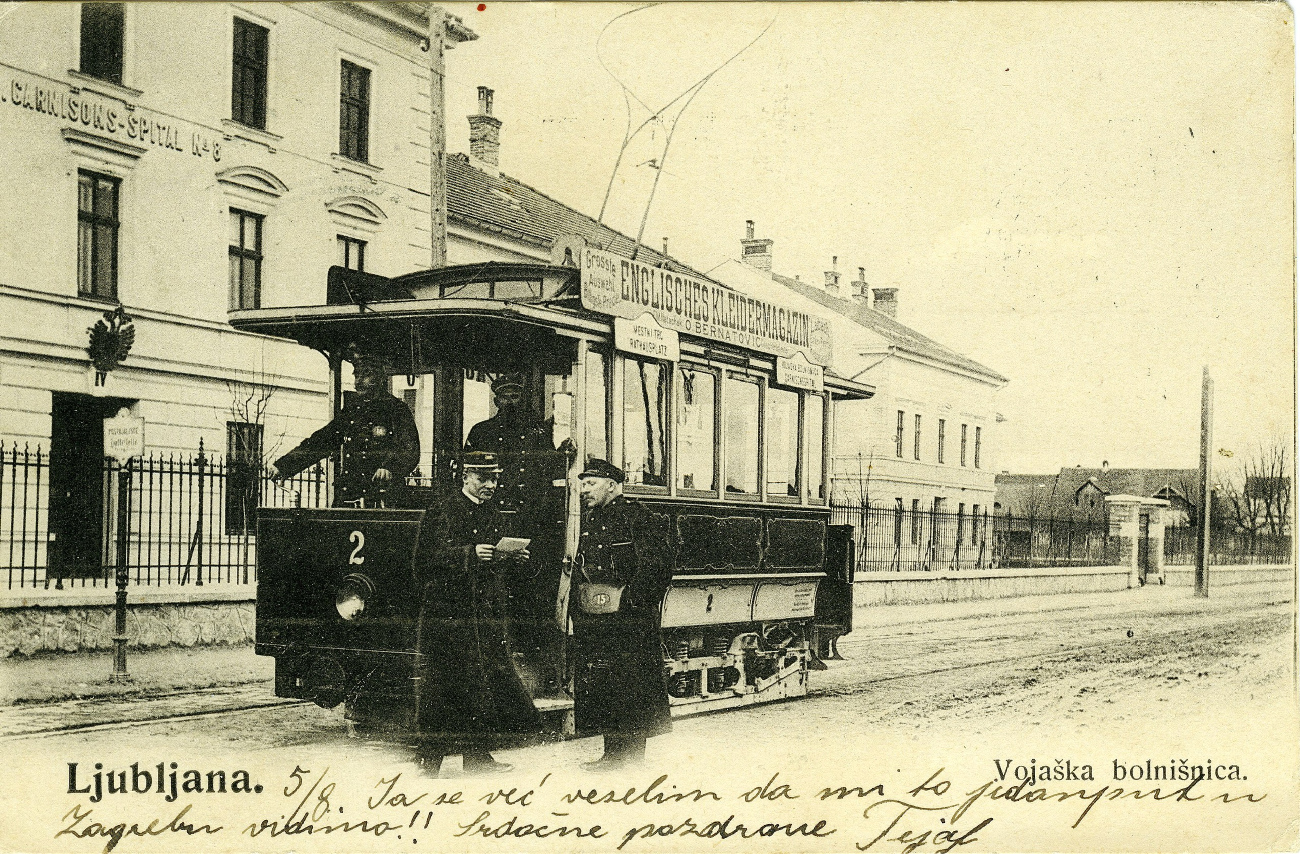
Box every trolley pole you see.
[110,460,132,681]
[1195,367,1213,598]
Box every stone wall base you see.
[1162,565,1293,587]
[854,567,1131,606]
[2,601,255,657]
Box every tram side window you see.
[807,393,826,502]
[622,357,667,487]
[724,375,760,495]
[765,386,800,498]
[585,351,608,461]
[677,367,716,492]
[461,371,494,445]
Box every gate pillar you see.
[1105,494,1170,588]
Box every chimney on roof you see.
[662,237,669,256]
[871,286,898,319]
[740,220,774,272]
[851,266,869,304]
[467,86,502,175]
[824,256,842,297]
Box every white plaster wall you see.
[0,3,435,453]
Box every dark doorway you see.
[48,393,133,579]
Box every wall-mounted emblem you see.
[87,306,135,386]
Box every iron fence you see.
[1,440,328,590]
[831,502,1119,572]
[1163,525,1292,566]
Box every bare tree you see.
[1216,438,1292,541]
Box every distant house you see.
[995,466,1199,525]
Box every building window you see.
[676,366,716,492]
[77,170,120,300]
[910,498,921,545]
[622,357,668,488]
[893,498,904,548]
[228,209,263,309]
[937,419,946,464]
[960,423,968,467]
[231,17,268,129]
[974,426,982,469]
[337,235,366,271]
[913,414,922,461]
[895,410,904,458]
[971,504,980,544]
[80,3,124,85]
[225,421,263,535]
[339,60,370,162]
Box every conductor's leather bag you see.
[576,582,626,615]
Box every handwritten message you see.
[51,760,1268,853]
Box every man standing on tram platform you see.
[571,459,673,770]
[466,373,576,693]
[414,451,541,776]
[269,350,419,507]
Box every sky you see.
[437,2,1295,473]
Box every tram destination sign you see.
[578,244,832,365]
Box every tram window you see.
[584,351,608,461]
[724,375,760,495]
[676,367,716,493]
[765,386,800,499]
[492,279,541,301]
[461,371,494,445]
[807,393,826,502]
[622,357,668,487]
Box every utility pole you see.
[424,7,477,269]
[1195,367,1213,597]
[428,5,447,269]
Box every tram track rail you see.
[3,591,1291,741]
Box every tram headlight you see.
[335,573,376,621]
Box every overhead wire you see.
[590,5,777,257]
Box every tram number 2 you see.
[348,530,365,565]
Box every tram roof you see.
[228,263,874,399]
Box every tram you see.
[230,237,872,732]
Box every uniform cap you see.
[578,458,625,484]
[461,451,503,473]
[350,349,391,373]
[491,373,525,393]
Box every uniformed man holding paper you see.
[571,458,673,770]
[414,451,541,775]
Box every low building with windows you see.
[0,2,476,595]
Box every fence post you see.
[110,458,132,682]
[195,439,206,587]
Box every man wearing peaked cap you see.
[412,447,540,776]
[570,458,673,770]
[466,372,576,691]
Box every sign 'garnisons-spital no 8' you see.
[578,245,833,366]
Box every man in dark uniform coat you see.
[571,458,673,769]
[465,373,575,689]
[414,451,541,775]
[270,352,420,506]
